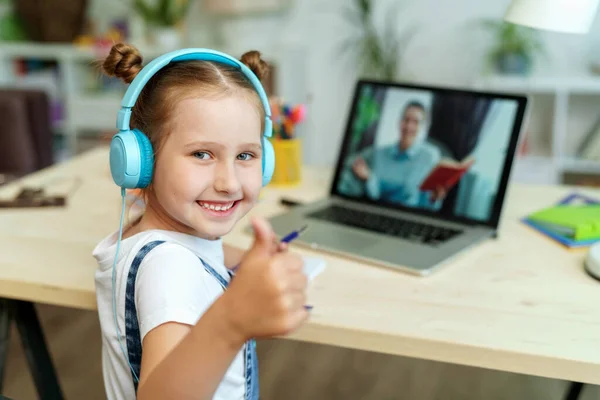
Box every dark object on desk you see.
[0,188,66,208]
[280,198,303,207]
[16,188,44,199]
[0,174,20,187]
[0,90,53,177]
[562,171,600,188]
[0,196,65,208]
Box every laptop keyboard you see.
[306,205,462,245]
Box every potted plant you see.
[335,0,417,81]
[14,0,88,42]
[132,0,193,48]
[481,20,545,75]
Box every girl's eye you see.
[193,151,211,160]
[237,153,254,161]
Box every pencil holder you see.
[270,138,302,186]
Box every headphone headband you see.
[115,48,272,137]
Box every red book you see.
[419,156,475,192]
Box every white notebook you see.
[303,256,326,281]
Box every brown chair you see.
[0,89,54,178]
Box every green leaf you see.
[159,0,172,25]
[339,3,365,30]
[334,0,418,80]
[473,18,546,69]
[358,0,371,19]
[175,0,193,24]
[336,35,361,58]
[130,0,189,26]
[133,0,155,23]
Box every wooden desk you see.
[1,147,599,400]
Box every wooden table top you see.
[1,146,599,385]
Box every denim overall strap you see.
[124,240,165,393]
[123,240,259,399]
[197,259,260,400]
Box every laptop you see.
[267,79,529,276]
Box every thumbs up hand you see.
[223,216,309,341]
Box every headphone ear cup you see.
[132,129,154,188]
[109,129,154,189]
[261,136,275,187]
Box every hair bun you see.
[102,43,143,84]
[240,50,270,81]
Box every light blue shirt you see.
[337,141,442,209]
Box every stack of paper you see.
[522,193,600,248]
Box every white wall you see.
[89,0,600,166]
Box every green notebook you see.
[528,204,600,241]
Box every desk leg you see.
[0,300,11,394]
[564,382,584,400]
[0,299,64,400]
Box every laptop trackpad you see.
[305,228,379,252]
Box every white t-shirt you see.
[93,227,245,400]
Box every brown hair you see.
[102,43,270,153]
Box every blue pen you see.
[280,225,308,244]
[232,225,308,273]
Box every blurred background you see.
[0,0,599,399]
[0,0,599,187]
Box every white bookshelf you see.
[0,42,167,159]
[473,74,600,185]
[0,40,308,160]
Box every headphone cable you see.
[112,187,140,383]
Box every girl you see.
[93,43,309,400]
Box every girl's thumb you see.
[249,216,277,255]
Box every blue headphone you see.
[108,48,275,189]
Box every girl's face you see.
[146,94,264,240]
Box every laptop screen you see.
[332,81,527,227]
